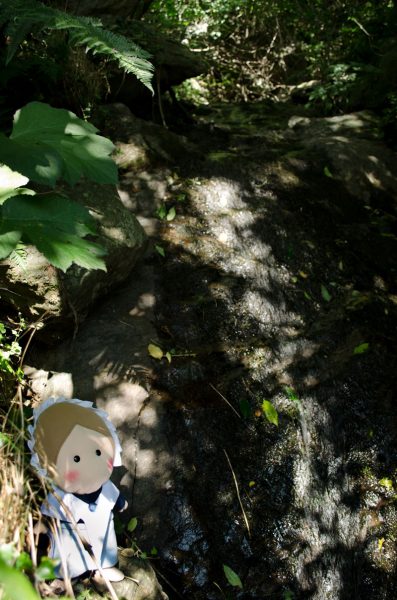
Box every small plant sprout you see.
[261,400,278,426]
[223,564,243,589]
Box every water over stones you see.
[26,102,397,599]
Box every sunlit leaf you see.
[353,342,369,355]
[0,164,33,205]
[248,481,256,488]
[299,270,308,279]
[166,206,176,221]
[261,400,278,426]
[0,194,106,270]
[127,517,138,532]
[303,291,312,300]
[324,166,333,178]
[379,478,393,490]
[15,552,33,572]
[0,102,117,187]
[378,537,385,551]
[321,284,332,302]
[223,564,243,589]
[150,547,158,556]
[148,343,163,360]
[165,351,172,363]
[0,231,22,260]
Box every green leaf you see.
[15,552,33,572]
[150,547,158,556]
[239,398,251,419]
[262,400,278,426]
[0,545,17,567]
[353,342,369,355]
[127,517,138,533]
[324,166,333,178]
[35,556,57,581]
[284,387,299,402]
[379,478,393,490]
[155,204,167,220]
[0,231,22,260]
[148,343,163,360]
[0,164,33,205]
[155,245,165,257]
[0,194,107,271]
[166,206,176,221]
[0,102,118,186]
[223,564,243,589]
[165,351,172,363]
[0,559,41,600]
[321,284,332,302]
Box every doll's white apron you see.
[41,480,119,579]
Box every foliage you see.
[0,101,120,271]
[0,319,24,381]
[0,0,154,92]
[148,0,397,115]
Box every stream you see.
[28,100,397,599]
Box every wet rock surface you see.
[28,101,397,599]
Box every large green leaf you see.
[0,558,41,600]
[0,194,107,271]
[0,163,34,205]
[0,231,22,259]
[0,103,118,187]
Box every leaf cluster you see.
[0,0,154,92]
[0,101,118,271]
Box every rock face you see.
[95,103,199,167]
[0,182,147,336]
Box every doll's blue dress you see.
[41,480,120,578]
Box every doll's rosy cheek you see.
[65,470,80,483]
[107,459,113,471]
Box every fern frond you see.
[53,14,154,92]
[8,242,27,271]
[0,0,154,91]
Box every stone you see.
[0,181,147,337]
[294,111,397,202]
[94,552,169,600]
[95,103,200,166]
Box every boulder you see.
[95,103,200,166]
[0,181,147,337]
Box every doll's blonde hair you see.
[34,402,114,473]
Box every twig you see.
[209,383,241,420]
[223,449,251,538]
[350,17,371,37]
[152,564,184,599]
[156,67,167,129]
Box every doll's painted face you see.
[54,424,115,494]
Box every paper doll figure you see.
[28,397,127,582]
